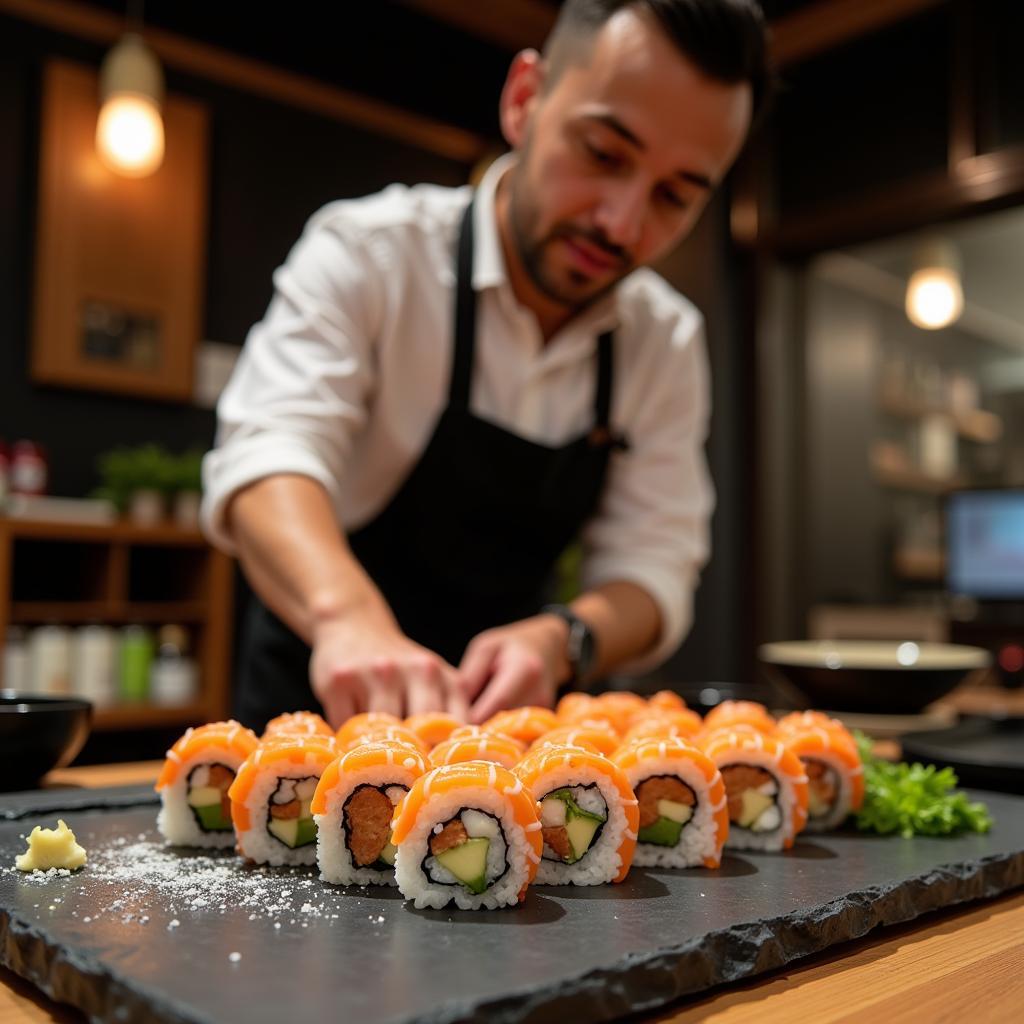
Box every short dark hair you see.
[543,0,773,124]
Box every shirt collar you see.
[471,151,624,336]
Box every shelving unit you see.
[0,516,233,731]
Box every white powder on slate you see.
[4,829,388,933]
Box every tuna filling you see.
[636,775,696,846]
[186,763,235,832]
[266,775,318,849]
[721,764,781,832]
[805,759,839,819]
[343,784,407,868]
[423,809,508,894]
[539,784,608,863]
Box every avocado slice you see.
[377,839,398,868]
[657,799,693,825]
[436,837,490,894]
[194,803,231,832]
[637,816,684,846]
[188,785,224,808]
[268,817,298,847]
[268,816,317,848]
[566,813,603,861]
[295,817,317,847]
[738,790,774,829]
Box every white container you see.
[29,625,72,695]
[71,625,118,707]
[150,654,199,706]
[129,489,164,525]
[173,490,201,529]
[2,626,31,691]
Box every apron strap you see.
[449,199,476,411]
[450,197,616,432]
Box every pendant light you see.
[905,236,964,331]
[95,3,165,178]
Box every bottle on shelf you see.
[71,624,118,707]
[150,624,199,707]
[2,625,31,691]
[28,624,72,694]
[119,625,154,703]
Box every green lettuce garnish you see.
[853,731,993,838]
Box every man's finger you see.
[320,690,356,730]
[441,667,470,722]
[407,671,444,718]
[459,635,499,702]
[468,654,530,724]
[366,661,403,718]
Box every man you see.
[202,0,769,729]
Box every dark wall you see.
[0,14,469,497]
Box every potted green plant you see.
[171,449,204,528]
[95,444,176,525]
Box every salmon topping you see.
[269,800,300,820]
[721,765,774,821]
[430,819,469,856]
[344,786,394,866]
[542,826,572,860]
[636,776,696,828]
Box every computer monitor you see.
[946,489,1024,600]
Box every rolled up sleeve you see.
[579,311,714,675]
[201,207,382,555]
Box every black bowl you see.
[758,641,991,714]
[0,691,92,791]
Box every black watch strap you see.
[541,603,597,688]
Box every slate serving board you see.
[1,790,1022,1024]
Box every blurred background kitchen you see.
[2,0,1023,766]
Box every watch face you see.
[570,621,596,678]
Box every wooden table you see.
[2,763,1022,1024]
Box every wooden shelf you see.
[92,703,211,731]
[879,394,1003,443]
[0,517,233,732]
[0,517,208,546]
[10,601,208,624]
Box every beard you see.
[506,160,634,312]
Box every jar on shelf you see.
[10,440,48,497]
[150,624,199,707]
[71,625,118,707]
[2,626,31,691]
[28,624,72,694]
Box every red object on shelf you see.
[9,439,48,496]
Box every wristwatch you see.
[541,604,597,688]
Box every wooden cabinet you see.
[0,517,232,730]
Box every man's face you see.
[503,8,753,309]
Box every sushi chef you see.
[201,0,770,729]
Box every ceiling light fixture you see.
[905,237,964,331]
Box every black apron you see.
[235,197,626,729]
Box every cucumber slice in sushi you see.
[637,816,684,846]
[194,803,231,832]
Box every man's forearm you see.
[540,581,662,686]
[225,474,396,644]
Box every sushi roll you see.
[773,721,864,831]
[404,712,464,749]
[481,707,559,746]
[701,728,809,852]
[612,737,729,869]
[339,721,429,755]
[702,700,776,735]
[529,723,621,757]
[335,712,402,749]
[391,761,542,910]
[228,734,337,866]
[448,724,526,755]
[429,733,522,770]
[647,689,688,713]
[515,744,639,885]
[311,740,428,885]
[262,710,333,740]
[620,709,703,747]
[156,721,259,848]
[555,692,594,722]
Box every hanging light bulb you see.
[905,237,964,330]
[95,33,165,177]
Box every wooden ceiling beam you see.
[398,0,558,52]
[770,0,949,68]
[0,0,488,164]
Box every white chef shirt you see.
[201,154,714,673]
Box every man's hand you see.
[311,614,468,727]
[460,614,571,723]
